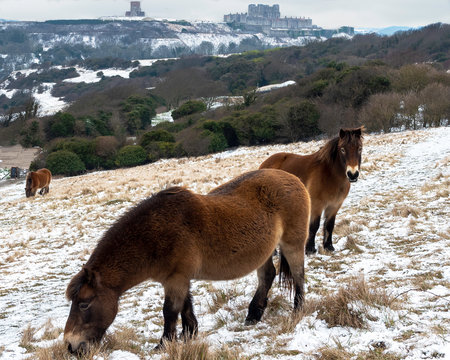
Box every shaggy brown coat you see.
[64,169,310,353]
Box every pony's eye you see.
[340,148,346,154]
[79,302,91,311]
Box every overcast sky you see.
[0,0,449,29]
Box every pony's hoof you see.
[244,318,259,326]
[324,244,335,252]
[305,247,317,255]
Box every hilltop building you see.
[125,1,145,17]
[224,4,353,38]
[224,4,312,34]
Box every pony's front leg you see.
[158,279,190,349]
[181,291,198,340]
[305,215,321,254]
[245,257,276,325]
[323,206,339,252]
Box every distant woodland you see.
[1,23,449,175]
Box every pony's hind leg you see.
[181,291,198,340]
[279,243,305,311]
[245,256,276,325]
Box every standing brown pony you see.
[64,169,310,354]
[25,168,52,198]
[260,127,363,254]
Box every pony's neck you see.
[317,137,345,176]
[87,240,150,294]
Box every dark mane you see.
[316,137,339,164]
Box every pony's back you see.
[259,152,317,186]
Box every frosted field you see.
[0,127,449,359]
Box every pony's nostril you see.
[67,343,73,353]
[347,171,359,181]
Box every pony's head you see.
[25,172,35,197]
[64,267,119,354]
[337,127,364,182]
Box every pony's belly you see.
[197,247,275,281]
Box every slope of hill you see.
[0,127,449,359]
[0,19,323,80]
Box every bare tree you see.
[358,92,402,133]
[419,83,450,127]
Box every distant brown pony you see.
[64,169,310,354]
[25,168,52,198]
[260,127,363,254]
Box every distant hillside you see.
[0,18,325,80]
[0,23,448,171]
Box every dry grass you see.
[391,204,421,218]
[315,276,399,329]
[313,346,354,360]
[28,325,146,360]
[161,338,246,360]
[207,287,243,314]
[20,324,37,353]
[29,342,71,360]
[343,235,364,254]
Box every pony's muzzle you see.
[67,340,87,355]
[346,165,359,182]
[346,170,359,182]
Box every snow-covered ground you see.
[0,127,449,359]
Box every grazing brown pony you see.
[25,168,52,198]
[260,127,363,254]
[64,169,310,354]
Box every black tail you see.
[279,249,294,296]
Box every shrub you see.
[146,141,185,162]
[46,150,86,176]
[171,100,207,120]
[229,106,280,145]
[95,136,119,157]
[207,132,228,153]
[287,101,321,141]
[121,95,159,134]
[49,137,99,170]
[140,130,175,148]
[202,120,239,147]
[94,136,119,169]
[47,112,76,139]
[115,145,147,167]
[20,120,43,148]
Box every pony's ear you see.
[66,270,86,300]
[339,129,346,138]
[83,266,100,288]
[354,125,365,138]
[66,267,101,300]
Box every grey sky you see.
[0,0,449,28]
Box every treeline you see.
[28,60,450,176]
